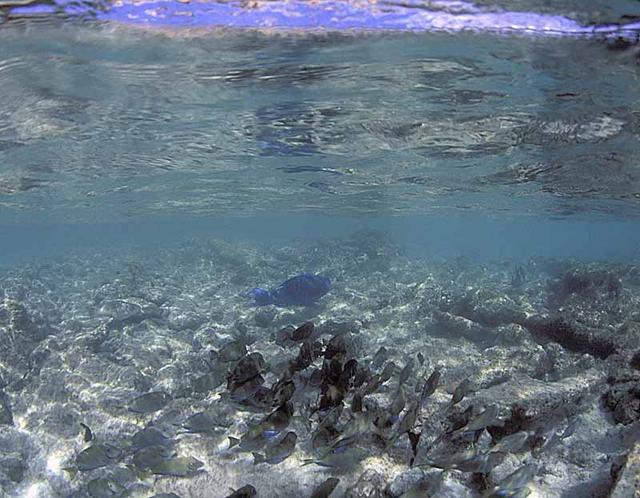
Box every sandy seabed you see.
[0,231,639,498]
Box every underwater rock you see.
[432,311,497,344]
[602,372,640,425]
[167,310,206,331]
[0,453,26,484]
[0,391,13,425]
[474,370,604,440]
[255,307,277,328]
[2,299,50,342]
[524,314,617,359]
[548,267,622,307]
[99,299,162,328]
[610,442,640,498]
[344,469,386,498]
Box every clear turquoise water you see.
[0,15,639,261]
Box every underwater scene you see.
[1,0,640,497]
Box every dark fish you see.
[407,431,421,466]
[417,352,425,366]
[131,427,173,450]
[351,392,363,413]
[388,388,406,423]
[275,325,296,347]
[292,322,315,341]
[226,485,257,498]
[215,340,248,363]
[451,378,473,405]
[393,401,420,442]
[272,379,295,406]
[129,391,171,414]
[227,353,266,387]
[310,477,340,498]
[379,361,396,383]
[133,445,174,471]
[87,477,126,498]
[399,358,415,385]
[228,375,265,402]
[182,412,220,434]
[151,456,204,477]
[252,431,297,465]
[80,422,93,443]
[291,341,314,372]
[240,386,275,411]
[192,368,226,394]
[247,273,331,307]
[76,443,122,471]
[262,402,294,432]
[420,369,441,405]
[302,447,368,469]
[371,347,388,369]
[228,424,278,452]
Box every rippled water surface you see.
[0,16,639,226]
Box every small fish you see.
[302,447,368,469]
[151,456,204,477]
[262,402,294,432]
[484,464,535,497]
[371,347,388,369]
[228,424,279,452]
[379,361,396,383]
[182,412,221,434]
[388,387,406,424]
[227,353,266,387]
[399,358,415,385]
[451,378,473,405]
[225,485,257,498]
[407,430,421,466]
[292,322,315,341]
[228,375,266,403]
[252,431,297,465]
[416,352,425,366]
[466,405,500,432]
[396,401,420,436]
[215,340,248,363]
[87,477,126,498]
[272,379,295,406]
[192,368,226,394]
[133,445,174,471]
[310,477,340,498]
[420,369,441,405]
[129,391,171,414]
[491,431,530,454]
[131,427,173,450]
[76,443,122,471]
[80,422,93,443]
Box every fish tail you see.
[252,452,265,465]
[228,437,240,448]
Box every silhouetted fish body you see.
[247,273,331,307]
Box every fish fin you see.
[300,459,315,467]
[228,437,240,448]
[252,452,265,465]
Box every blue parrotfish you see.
[247,273,331,307]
